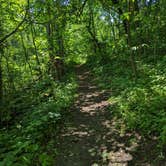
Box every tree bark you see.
[31,25,42,77]
[0,53,3,102]
[127,0,137,79]
[20,33,33,76]
[46,22,57,80]
[0,20,4,102]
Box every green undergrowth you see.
[92,55,166,153]
[0,74,77,166]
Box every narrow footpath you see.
[55,68,148,166]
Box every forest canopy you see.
[0,0,166,165]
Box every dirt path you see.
[54,68,140,166]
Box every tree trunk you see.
[20,33,33,76]
[0,21,3,102]
[55,30,65,81]
[0,54,3,102]
[31,25,42,77]
[127,0,137,79]
[46,22,56,80]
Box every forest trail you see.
[55,67,135,166]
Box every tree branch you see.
[0,7,28,45]
[78,0,88,17]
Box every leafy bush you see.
[0,75,77,166]
[93,55,166,150]
[109,60,166,148]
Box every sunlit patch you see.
[81,100,109,113]
[108,149,133,165]
[56,70,139,165]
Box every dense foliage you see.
[0,0,165,165]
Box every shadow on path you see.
[55,68,158,166]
